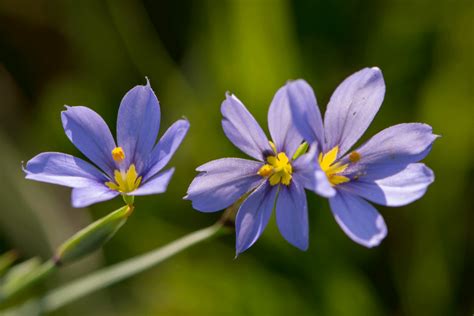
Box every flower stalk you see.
[0,204,133,305]
[19,219,227,314]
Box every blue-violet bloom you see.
[186,85,333,255]
[24,80,189,208]
[287,67,437,247]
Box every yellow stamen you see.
[257,164,273,177]
[105,164,142,193]
[111,147,125,162]
[292,142,309,160]
[318,146,350,186]
[257,152,293,186]
[349,151,361,163]
[269,141,277,153]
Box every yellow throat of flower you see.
[258,152,293,186]
[106,148,141,193]
[318,146,350,186]
[105,164,142,193]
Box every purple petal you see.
[340,163,434,207]
[142,119,189,182]
[24,152,107,187]
[324,67,385,156]
[221,93,272,161]
[286,79,325,145]
[61,106,116,176]
[267,84,303,156]
[130,168,174,196]
[235,181,278,255]
[342,123,437,179]
[292,144,335,197]
[329,190,387,248]
[275,182,309,250]
[186,158,264,212]
[117,80,160,173]
[71,183,119,208]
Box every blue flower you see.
[24,80,189,208]
[287,67,437,247]
[186,84,333,255]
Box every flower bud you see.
[54,205,132,265]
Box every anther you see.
[349,151,361,163]
[111,147,125,162]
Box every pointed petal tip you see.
[221,94,271,160]
[222,92,236,111]
[286,78,308,86]
[235,243,248,257]
[363,67,382,78]
[421,164,435,185]
[343,221,387,248]
[21,160,27,174]
[362,216,387,248]
[286,79,312,92]
[415,122,436,133]
[364,216,387,248]
[21,159,36,178]
[134,77,155,93]
[180,118,191,129]
[195,166,204,172]
[224,91,240,103]
[179,115,191,124]
[285,79,303,93]
[330,192,388,248]
[233,250,242,260]
[61,106,71,116]
[234,240,250,257]
[71,201,85,208]
[291,239,309,251]
[355,66,384,86]
[368,66,384,80]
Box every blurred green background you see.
[0,0,473,315]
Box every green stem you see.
[38,222,224,313]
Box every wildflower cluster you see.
[24,68,436,256]
[187,67,436,253]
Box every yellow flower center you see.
[318,146,350,186]
[258,152,293,186]
[105,164,142,193]
[111,147,125,162]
